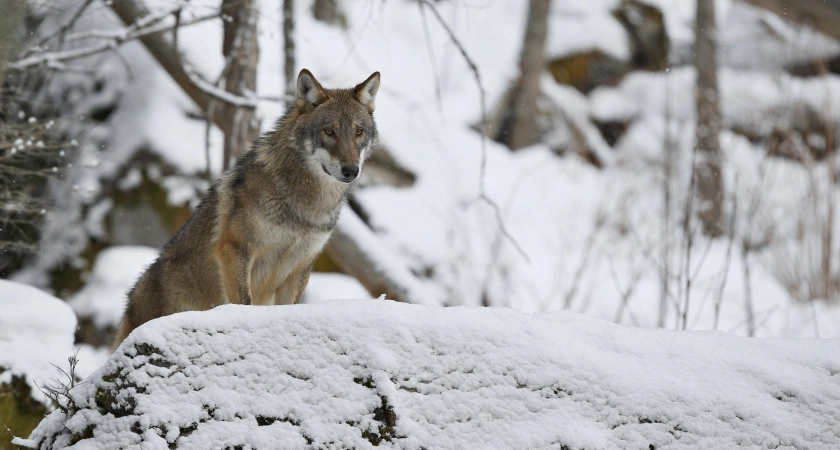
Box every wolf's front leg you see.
[214,239,253,305]
[274,263,312,305]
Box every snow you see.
[331,206,444,307]
[302,273,370,304]
[68,246,159,330]
[0,280,77,404]
[25,300,840,449]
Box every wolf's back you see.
[114,189,225,349]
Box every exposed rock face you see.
[612,0,669,73]
[548,50,630,94]
[23,301,840,449]
[547,0,668,94]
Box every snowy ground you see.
[21,299,840,449]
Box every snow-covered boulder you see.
[0,280,77,398]
[0,280,78,444]
[23,300,840,449]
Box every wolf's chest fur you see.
[243,184,344,305]
[247,225,332,305]
[214,153,349,305]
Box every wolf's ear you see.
[297,69,328,110]
[354,72,380,114]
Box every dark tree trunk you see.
[0,0,26,83]
[503,0,551,150]
[694,0,724,237]
[220,0,260,169]
[283,0,295,109]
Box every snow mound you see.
[25,300,840,449]
[0,279,77,404]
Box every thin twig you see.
[563,216,602,309]
[36,0,95,50]
[418,1,443,118]
[713,177,739,330]
[416,0,530,263]
[741,241,756,336]
[660,73,674,327]
[608,255,643,326]
[681,134,699,330]
[186,65,258,108]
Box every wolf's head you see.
[293,69,380,184]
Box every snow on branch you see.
[186,66,258,108]
[8,8,220,71]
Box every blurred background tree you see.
[0,0,67,274]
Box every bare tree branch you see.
[740,0,840,41]
[106,0,241,130]
[9,8,220,71]
[40,0,95,49]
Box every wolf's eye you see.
[324,128,334,136]
[355,128,364,136]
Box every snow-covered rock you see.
[0,279,77,404]
[24,300,840,449]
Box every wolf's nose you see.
[341,165,360,180]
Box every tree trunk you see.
[220,0,260,169]
[282,0,295,110]
[503,0,551,150]
[108,0,254,145]
[694,0,724,237]
[312,0,341,26]
[110,1,220,125]
[0,0,26,84]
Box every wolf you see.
[113,69,380,349]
